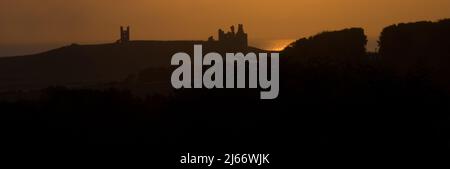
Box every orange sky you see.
[1,0,450,54]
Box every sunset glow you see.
[1,0,450,55]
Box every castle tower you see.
[236,24,248,47]
[119,26,130,43]
[237,24,245,35]
[218,29,225,42]
[230,25,235,35]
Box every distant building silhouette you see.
[115,24,248,48]
[118,26,130,43]
[217,24,248,48]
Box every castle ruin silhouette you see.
[217,24,248,48]
[117,24,248,49]
[118,26,130,43]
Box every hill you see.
[0,41,267,92]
